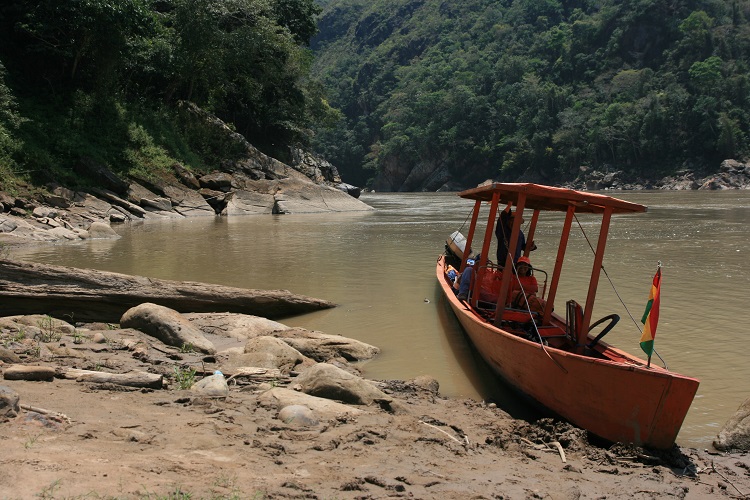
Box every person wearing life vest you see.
[512,256,538,294]
[510,256,546,314]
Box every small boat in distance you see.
[437,183,699,449]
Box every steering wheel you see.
[586,314,620,349]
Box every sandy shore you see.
[1,317,749,500]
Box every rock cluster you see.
[369,157,750,193]
[0,104,371,245]
[562,159,750,191]
[0,165,371,245]
[0,303,398,428]
[1,282,749,497]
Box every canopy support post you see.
[543,205,575,325]
[525,210,540,256]
[579,206,613,346]
[493,193,527,327]
[471,193,499,308]
[460,200,482,273]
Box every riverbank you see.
[3,186,750,498]
[1,308,750,499]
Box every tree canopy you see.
[310,0,750,189]
[0,0,326,189]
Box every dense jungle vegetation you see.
[1,1,749,194]
[310,0,750,188]
[0,0,332,194]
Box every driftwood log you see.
[59,368,164,389]
[0,259,336,322]
[2,365,56,381]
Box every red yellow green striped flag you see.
[640,267,662,357]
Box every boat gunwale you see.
[436,256,699,384]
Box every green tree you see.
[271,0,322,45]
[679,10,715,60]
[1,0,152,90]
[688,56,724,93]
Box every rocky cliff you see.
[0,103,372,245]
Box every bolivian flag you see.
[640,267,662,357]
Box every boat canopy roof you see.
[459,183,646,215]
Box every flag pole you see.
[641,261,662,369]
[648,261,663,368]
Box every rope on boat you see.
[572,214,668,370]
[507,258,568,374]
[454,207,475,236]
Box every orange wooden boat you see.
[437,183,699,449]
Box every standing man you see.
[495,204,535,266]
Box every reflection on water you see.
[11,190,750,448]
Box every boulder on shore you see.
[258,387,364,419]
[0,386,20,419]
[293,362,391,406]
[232,336,311,374]
[714,397,750,452]
[184,312,290,339]
[120,303,216,354]
[274,327,380,362]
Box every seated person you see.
[456,255,479,301]
[512,256,538,294]
[510,256,546,314]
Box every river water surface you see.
[11,190,750,448]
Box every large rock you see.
[0,386,20,419]
[272,178,373,214]
[0,216,65,243]
[411,375,440,394]
[190,371,229,398]
[277,404,319,427]
[289,148,342,185]
[159,185,216,216]
[293,363,391,406]
[184,312,290,339]
[714,397,750,451]
[47,226,82,241]
[221,190,275,215]
[91,188,148,218]
[120,303,216,354]
[698,161,750,190]
[127,182,176,213]
[0,315,75,336]
[335,183,361,198]
[173,163,201,190]
[74,192,113,212]
[223,336,310,374]
[274,327,380,362]
[87,221,120,239]
[199,172,236,192]
[0,347,21,364]
[258,387,363,419]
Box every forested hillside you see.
[310,0,750,190]
[0,0,331,194]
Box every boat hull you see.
[437,256,699,449]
